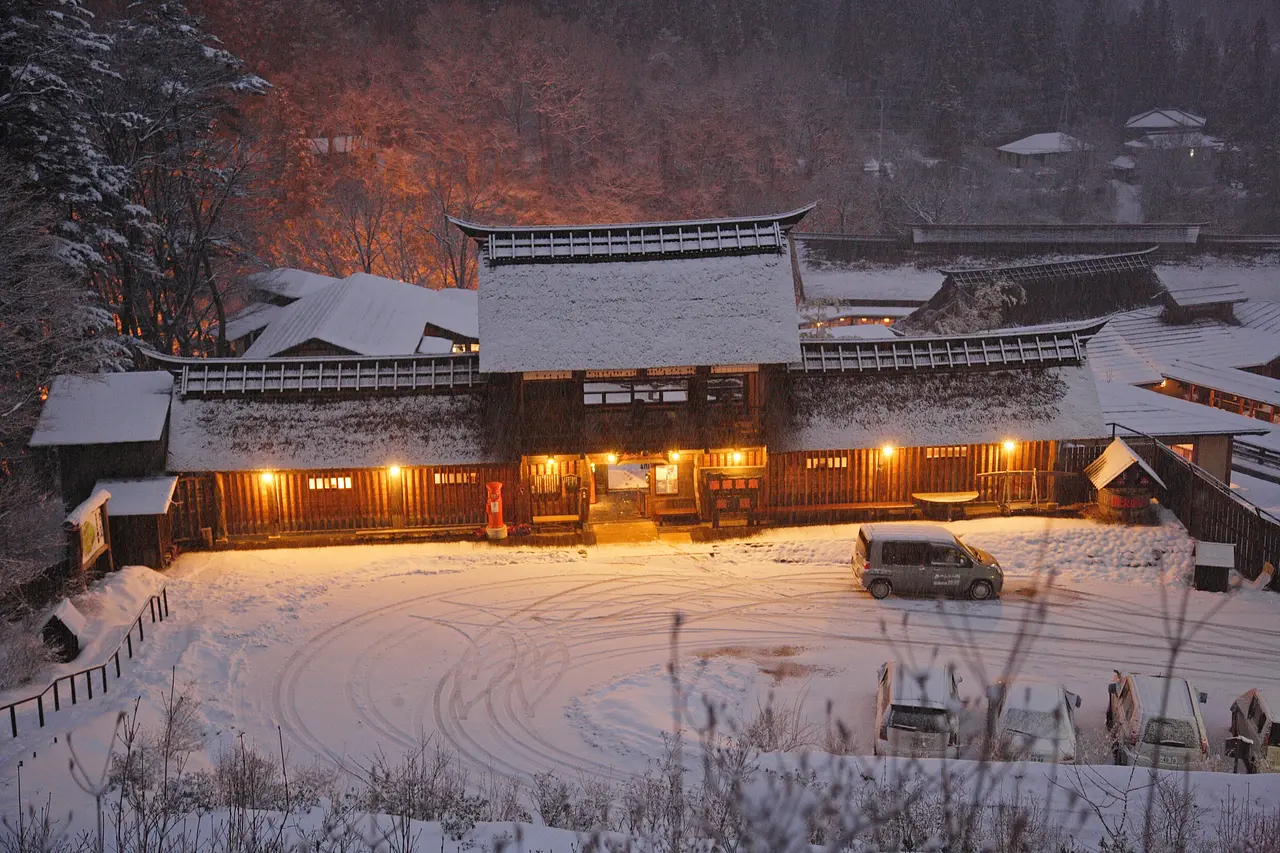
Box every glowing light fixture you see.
[260,471,274,484]
[882,317,892,324]
[388,465,401,477]
[606,453,618,465]
[546,456,557,467]
[670,450,681,461]
[1159,379,1168,388]
[880,444,895,458]
[732,451,744,464]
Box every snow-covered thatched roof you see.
[221,303,282,342]
[167,392,497,471]
[31,372,174,447]
[475,253,802,372]
[453,207,813,373]
[244,276,478,358]
[996,132,1090,156]
[778,363,1107,452]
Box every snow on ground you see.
[3,518,1278,844]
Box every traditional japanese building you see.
[41,205,1253,562]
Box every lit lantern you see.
[388,465,401,477]
[882,317,892,324]
[670,450,681,461]
[881,444,895,458]
[732,451,744,464]
[260,471,274,484]
[547,457,557,468]
[1002,440,1016,453]
[606,453,618,464]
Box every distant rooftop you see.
[1125,108,1207,132]
[1097,380,1271,438]
[996,132,1090,156]
[30,372,173,447]
[938,249,1155,287]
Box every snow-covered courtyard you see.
[4,516,1280,844]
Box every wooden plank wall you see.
[764,442,1055,507]
[403,464,520,528]
[171,474,216,545]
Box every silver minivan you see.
[854,523,1003,600]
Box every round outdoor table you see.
[912,491,980,521]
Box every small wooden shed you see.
[94,476,179,568]
[1085,437,1165,522]
[42,598,87,662]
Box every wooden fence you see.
[1109,430,1280,586]
[2,588,170,738]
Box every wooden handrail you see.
[2,587,170,738]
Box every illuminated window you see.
[433,471,479,485]
[1172,443,1195,462]
[926,446,969,459]
[654,464,679,494]
[308,476,352,490]
[805,456,848,469]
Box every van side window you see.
[883,542,929,565]
[929,546,962,567]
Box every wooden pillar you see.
[213,473,229,542]
[389,469,405,528]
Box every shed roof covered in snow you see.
[1097,381,1271,438]
[996,132,1090,156]
[167,391,497,471]
[92,476,179,516]
[1085,437,1165,490]
[1161,361,1280,407]
[31,372,174,447]
[779,363,1106,452]
[791,235,943,305]
[454,207,813,373]
[243,276,478,359]
[1125,109,1207,132]
[1236,301,1280,335]
[221,303,283,343]
[1158,274,1248,309]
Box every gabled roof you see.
[30,372,173,447]
[781,363,1107,451]
[93,476,179,516]
[1090,306,1280,376]
[243,276,478,358]
[1162,360,1280,407]
[1125,108,1206,131]
[1085,437,1165,490]
[167,392,498,471]
[996,132,1090,156]
[1126,132,1224,151]
[1097,381,1271,438]
[450,205,815,264]
[247,268,341,301]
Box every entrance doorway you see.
[594,463,649,523]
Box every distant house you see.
[1125,108,1207,136]
[995,132,1090,168]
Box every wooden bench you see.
[759,501,916,520]
[532,514,583,531]
[653,501,700,525]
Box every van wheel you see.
[868,579,892,600]
[968,580,995,600]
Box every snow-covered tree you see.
[91,0,268,356]
[0,0,126,366]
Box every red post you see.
[484,482,508,541]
